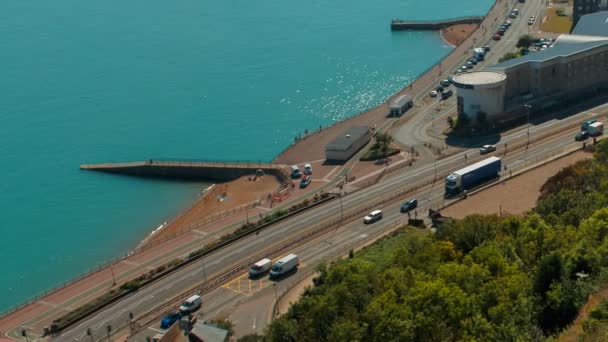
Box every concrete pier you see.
[391,16,483,31]
[80,159,289,182]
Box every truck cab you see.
[445,174,461,195]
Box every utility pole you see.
[87,328,93,342]
[21,329,29,342]
[129,312,134,336]
[110,265,116,286]
[524,104,532,148]
[106,325,112,341]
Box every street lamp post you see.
[129,312,134,336]
[110,265,116,286]
[106,325,112,342]
[524,104,532,148]
[339,184,344,223]
[201,257,207,283]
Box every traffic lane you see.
[57,108,597,341]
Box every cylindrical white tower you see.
[452,71,507,122]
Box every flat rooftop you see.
[453,71,506,85]
[325,126,370,151]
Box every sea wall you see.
[80,159,289,182]
[391,16,484,30]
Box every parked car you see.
[430,90,438,97]
[509,12,517,18]
[290,165,301,179]
[364,210,383,224]
[448,76,454,83]
[505,20,512,26]
[299,175,311,188]
[400,198,418,213]
[493,34,501,41]
[160,311,182,329]
[440,79,450,87]
[469,58,478,65]
[436,85,444,93]
[575,130,589,141]
[483,45,491,52]
[179,295,202,314]
[303,163,313,175]
[497,30,505,36]
[480,144,496,154]
[441,90,453,100]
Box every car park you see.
[430,90,438,97]
[364,210,383,224]
[400,198,418,213]
[480,144,496,154]
[160,311,182,329]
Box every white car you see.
[430,90,438,97]
[364,210,383,224]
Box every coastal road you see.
[393,0,546,150]
[48,98,608,341]
[130,106,604,340]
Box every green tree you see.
[516,34,535,49]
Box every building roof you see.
[572,11,608,37]
[489,11,608,70]
[390,94,413,109]
[452,71,506,85]
[190,322,229,342]
[325,126,370,151]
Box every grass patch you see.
[541,8,572,33]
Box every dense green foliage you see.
[581,297,608,340]
[361,132,399,161]
[498,52,520,63]
[256,143,608,341]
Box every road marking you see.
[192,229,208,235]
[253,318,256,330]
[148,327,165,333]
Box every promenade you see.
[0,0,512,340]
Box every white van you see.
[249,258,272,278]
[269,254,299,279]
[364,210,383,224]
[304,163,313,175]
[179,294,202,313]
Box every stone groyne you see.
[391,16,484,31]
[80,159,289,182]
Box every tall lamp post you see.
[524,104,532,148]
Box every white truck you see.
[249,258,272,278]
[588,122,604,136]
[269,254,299,279]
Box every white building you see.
[452,71,507,122]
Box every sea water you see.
[0,0,492,311]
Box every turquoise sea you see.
[0,0,492,311]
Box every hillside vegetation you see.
[251,142,608,341]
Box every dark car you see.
[299,175,311,188]
[441,90,453,100]
[160,311,182,329]
[575,131,589,141]
[497,30,505,36]
[493,34,501,41]
[469,58,478,65]
[480,144,496,154]
[483,45,491,52]
[401,198,418,213]
[435,85,444,92]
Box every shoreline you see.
[0,0,507,324]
